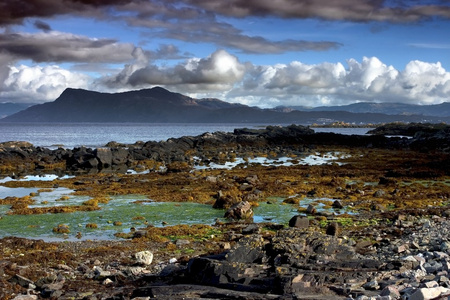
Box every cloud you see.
[4,0,449,26]
[226,57,450,107]
[0,0,131,26]
[1,0,342,55]
[121,2,341,54]
[33,20,52,32]
[158,22,340,54]
[1,64,89,103]
[187,0,450,23]
[2,47,450,107]
[101,49,246,92]
[0,31,137,63]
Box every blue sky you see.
[1,0,450,108]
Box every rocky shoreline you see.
[2,123,450,176]
[1,123,450,299]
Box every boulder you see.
[288,215,309,228]
[95,147,112,167]
[224,201,253,219]
[213,191,240,209]
[326,222,339,236]
[111,148,129,165]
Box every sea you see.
[0,123,371,149]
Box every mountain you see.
[276,102,450,117]
[0,103,33,119]
[2,87,450,124]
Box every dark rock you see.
[306,204,316,215]
[332,200,343,209]
[95,148,112,167]
[288,215,309,228]
[242,224,260,235]
[111,148,129,165]
[326,222,339,236]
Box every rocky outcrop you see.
[1,123,450,176]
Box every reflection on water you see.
[194,152,349,170]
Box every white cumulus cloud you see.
[1,65,89,103]
[226,57,450,107]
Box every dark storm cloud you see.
[33,20,52,32]
[0,0,132,26]
[186,0,450,22]
[2,0,450,28]
[0,32,136,63]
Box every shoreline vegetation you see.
[1,122,450,299]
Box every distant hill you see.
[0,103,33,119]
[2,87,449,124]
[276,102,450,117]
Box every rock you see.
[332,200,343,209]
[12,295,38,300]
[125,266,146,276]
[288,215,309,228]
[111,148,129,165]
[245,175,259,185]
[10,274,34,288]
[326,222,339,236]
[224,201,253,220]
[380,285,401,299]
[306,204,316,214]
[169,258,177,264]
[242,224,259,234]
[205,176,217,183]
[424,281,439,288]
[225,236,266,264]
[395,243,409,253]
[95,148,112,167]
[134,251,153,266]
[373,190,386,197]
[362,280,379,290]
[0,141,33,148]
[409,287,450,300]
[212,190,240,209]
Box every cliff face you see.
[2,87,449,123]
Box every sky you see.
[1,0,450,108]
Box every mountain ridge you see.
[2,87,450,124]
[276,102,450,117]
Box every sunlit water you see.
[0,123,270,148]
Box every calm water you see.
[0,123,371,149]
